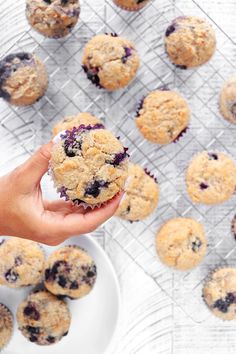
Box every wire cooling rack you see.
[1,0,236,353]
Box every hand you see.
[0,142,122,246]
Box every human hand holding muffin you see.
[0,142,123,245]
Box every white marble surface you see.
[1,0,236,353]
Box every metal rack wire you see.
[2,0,236,353]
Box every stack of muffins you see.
[0,1,236,345]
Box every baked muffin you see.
[50,123,128,206]
[186,151,236,205]
[203,268,236,320]
[52,112,102,137]
[135,90,190,144]
[165,16,216,69]
[44,245,97,299]
[17,290,71,345]
[156,217,207,270]
[219,75,236,124]
[0,237,45,288]
[0,304,13,350]
[116,163,159,221]
[0,52,48,106]
[82,33,140,90]
[113,0,149,11]
[26,0,80,38]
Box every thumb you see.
[20,142,53,187]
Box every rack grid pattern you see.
[1,0,236,352]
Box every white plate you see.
[1,235,120,354]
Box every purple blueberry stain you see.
[213,293,235,313]
[208,152,218,160]
[70,281,79,290]
[26,326,40,335]
[122,47,132,64]
[58,275,67,288]
[82,65,102,88]
[57,186,69,201]
[29,335,38,343]
[85,180,109,198]
[200,182,208,190]
[23,305,40,321]
[165,24,176,37]
[108,147,129,166]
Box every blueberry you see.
[0,239,5,246]
[136,0,146,3]
[63,331,68,336]
[64,139,82,157]
[29,335,38,342]
[225,292,235,304]
[45,268,51,281]
[15,256,23,266]
[200,182,208,190]
[23,305,40,321]
[121,47,132,64]
[208,153,218,160]
[213,299,229,313]
[61,0,69,4]
[70,281,79,289]
[26,326,40,335]
[109,148,129,166]
[191,237,202,252]
[85,180,109,198]
[175,64,188,70]
[51,260,68,277]
[127,205,131,213]
[47,336,56,343]
[58,275,67,288]
[165,24,176,37]
[5,269,18,283]
[231,103,236,118]
[136,97,145,117]
[82,65,101,88]
[44,0,52,3]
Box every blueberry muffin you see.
[52,112,102,137]
[116,163,159,221]
[113,0,149,11]
[44,246,97,299]
[165,16,216,69]
[17,290,71,345]
[203,268,236,320]
[0,52,48,106]
[156,217,207,270]
[0,237,45,288]
[136,90,190,144]
[186,151,236,205]
[0,304,13,350]
[26,0,80,38]
[51,124,128,206]
[219,75,236,125]
[82,33,140,90]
